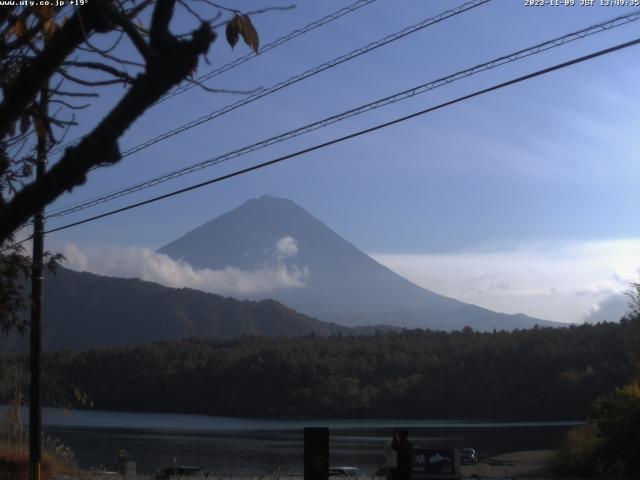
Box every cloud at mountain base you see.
[583,292,632,324]
[372,239,640,323]
[60,238,308,296]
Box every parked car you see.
[154,466,207,479]
[459,448,478,465]
[329,467,365,477]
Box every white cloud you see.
[583,292,630,324]
[60,243,89,271]
[372,239,640,324]
[275,236,299,259]
[59,242,308,297]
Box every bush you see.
[553,424,602,477]
[554,382,640,478]
[590,382,640,476]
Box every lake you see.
[2,406,583,475]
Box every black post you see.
[29,90,48,480]
[304,427,329,480]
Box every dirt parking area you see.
[461,450,555,478]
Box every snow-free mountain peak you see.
[159,196,555,330]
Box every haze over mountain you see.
[160,195,554,330]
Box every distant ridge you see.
[159,195,556,330]
[1,266,350,352]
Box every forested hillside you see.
[0,267,349,352]
[3,319,637,420]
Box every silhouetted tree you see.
[0,0,268,331]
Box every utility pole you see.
[29,87,48,480]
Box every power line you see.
[161,0,380,102]
[49,0,491,159]
[0,226,33,254]
[46,8,640,219]
[43,36,640,236]
[49,0,380,155]
[120,0,490,158]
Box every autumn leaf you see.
[33,5,55,24]
[225,16,240,48]
[13,18,27,39]
[238,15,259,54]
[30,5,57,40]
[43,18,57,40]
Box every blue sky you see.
[36,0,640,323]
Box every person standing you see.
[116,449,131,474]
[384,429,400,480]
[395,429,412,480]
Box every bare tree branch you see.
[76,43,145,68]
[63,60,134,82]
[49,89,99,98]
[0,7,103,139]
[0,1,274,335]
[93,0,156,63]
[49,99,90,110]
[0,8,216,242]
[59,68,129,86]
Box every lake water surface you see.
[3,406,584,475]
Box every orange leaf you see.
[33,5,55,23]
[225,16,240,49]
[43,18,57,39]
[238,15,259,54]
[13,18,27,39]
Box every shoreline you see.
[0,404,586,432]
[60,450,558,480]
[42,423,571,477]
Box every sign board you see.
[124,461,136,478]
[411,448,461,480]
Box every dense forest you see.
[2,319,638,421]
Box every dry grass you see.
[0,442,80,480]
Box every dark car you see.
[459,448,478,465]
[154,466,207,479]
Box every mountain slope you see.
[159,195,555,330]
[3,266,349,352]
